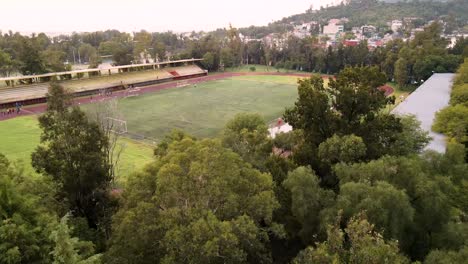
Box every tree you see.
[283,167,335,244]
[387,115,430,156]
[433,104,468,144]
[321,182,414,249]
[293,213,410,264]
[0,49,16,77]
[394,57,408,87]
[425,246,468,264]
[78,43,98,64]
[284,66,399,182]
[333,152,465,259]
[42,47,68,72]
[107,138,279,263]
[152,41,166,61]
[50,215,102,264]
[221,47,235,68]
[0,154,54,263]
[31,83,114,246]
[202,52,215,71]
[221,113,272,170]
[318,134,366,164]
[133,30,152,62]
[18,37,46,75]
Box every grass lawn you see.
[0,75,301,179]
[86,76,299,141]
[0,115,154,181]
[384,82,417,112]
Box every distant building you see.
[344,39,359,47]
[323,23,344,40]
[263,33,287,49]
[361,25,377,34]
[391,20,403,32]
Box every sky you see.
[0,0,337,34]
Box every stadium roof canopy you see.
[0,58,203,82]
[392,73,455,153]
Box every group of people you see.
[1,102,23,116]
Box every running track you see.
[0,72,393,122]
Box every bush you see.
[433,104,468,142]
[451,83,468,105]
[249,66,256,72]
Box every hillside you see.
[239,0,468,38]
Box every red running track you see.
[0,72,393,122]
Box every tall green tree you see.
[31,83,114,245]
[394,57,409,87]
[107,138,279,263]
[293,213,410,264]
[49,216,102,264]
[221,113,272,170]
[0,154,54,264]
[284,66,399,182]
[283,167,335,244]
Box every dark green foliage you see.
[106,138,279,263]
[293,213,410,264]
[284,66,400,183]
[221,113,272,170]
[0,154,53,264]
[283,167,335,244]
[424,246,468,264]
[31,83,114,247]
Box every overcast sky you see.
[1,0,337,34]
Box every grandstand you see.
[0,59,206,107]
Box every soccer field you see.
[86,76,301,141]
[0,74,303,178]
[0,116,154,180]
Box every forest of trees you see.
[1,62,467,263]
[1,0,467,79]
[1,2,468,262]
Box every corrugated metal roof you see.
[392,73,455,153]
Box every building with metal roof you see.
[392,73,455,153]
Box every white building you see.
[323,23,344,40]
[391,20,403,32]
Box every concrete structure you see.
[392,73,455,153]
[323,23,344,37]
[391,20,403,32]
[0,59,203,87]
[0,64,207,107]
[268,123,293,138]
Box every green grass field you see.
[0,75,302,180]
[0,116,154,180]
[87,76,300,141]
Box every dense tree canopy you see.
[31,83,115,248]
[106,138,279,263]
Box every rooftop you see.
[392,73,455,153]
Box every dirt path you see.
[0,72,322,121]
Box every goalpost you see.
[104,117,128,135]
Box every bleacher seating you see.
[0,65,206,106]
[166,65,205,77]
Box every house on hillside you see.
[323,22,344,41]
[344,39,360,47]
[391,20,403,32]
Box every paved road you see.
[0,72,318,121]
